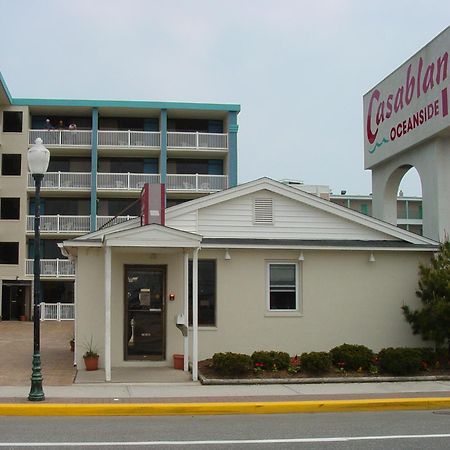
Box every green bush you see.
[378,347,422,375]
[300,352,332,374]
[329,343,374,371]
[212,352,253,376]
[251,351,291,371]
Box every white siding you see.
[166,211,198,233]
[173,191,396,240]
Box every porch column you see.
[73,258,78,367]
[104,246,112,381]
[183,250,189,371]
[192,247,199,381]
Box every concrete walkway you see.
[0,321,75,386]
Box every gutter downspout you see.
[192,246,200,381]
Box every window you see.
[1,154,21,175]
[2,111,23,132]
[267,263,298,311]
[0,198,20,219]
[360,203,369,215]
[0,242,19,264]
[188,259,216,326]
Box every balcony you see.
[167,132,227,150]
[166,174,228,192]
[29,130,92,147]
[26,258,75,278]
[97,173,160,190]
[27,215,91,234]
[28,130,228,150]
[26,215,137,233]
[28,172,160,191]
[97,130,161,148]
[28,172,91,190]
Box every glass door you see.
[124,266,166,360]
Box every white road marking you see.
[1,433,450,446]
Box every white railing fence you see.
[96,215,137,229]
[29,130,92,146]
[28,172,91,190]
[26,259,75,277]
[97,130,161,147]
[27,215,91,233]
[40,302,74,321]
[166,174,228,191]
[97,172,161,190]
[167,132,228,149]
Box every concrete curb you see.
[199,373,450,385]
[1,397,450,416]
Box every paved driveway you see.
[0,321,75,386]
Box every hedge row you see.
[211,344,448,377]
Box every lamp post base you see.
[28,353,45,401]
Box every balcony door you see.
[124,265,166,361]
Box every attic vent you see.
[253,198,273,225]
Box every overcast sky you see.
[1,0,449,196]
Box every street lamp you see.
[27,138,50,402]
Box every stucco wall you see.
[75,246,431,367]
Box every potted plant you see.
[82,337,99,371]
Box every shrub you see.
[212,352,252,376]
[329,343,374,371]
[378,347,422,375]
[251,351,291,371]
[300,352,332,374]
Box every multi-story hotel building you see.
[0,72,239,321]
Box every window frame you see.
[0,242,19,264]
[2,111,23,133]
[0,197,20,220]
[188,259,217,327]
[1,154,22,176]
[266,261,300,313]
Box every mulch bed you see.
[198,358,450,381]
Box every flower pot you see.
[19,315,27,321]
[83,355,99,371]
[173,354,184,370]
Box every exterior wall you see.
[0,105,29,280]
[75,246,188,369]
[75,245,432,367]
[195,248,429,359]
[169,191,396,240]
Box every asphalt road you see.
[0,410,449,449]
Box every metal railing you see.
[28,172,91,190]
[97,130,161,148]
[40,302,74,321]
[167,132,228,149]
[27,215,91,233]
[26,259,75,277]
[166,174,228,191]
[96,215,137,229]
[97,173,161,190]
[29,130,92,146]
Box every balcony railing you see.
[27,215,91,233]
[97,130,161,148]
[29,130,92,146]
[166,174,228,192]
[97,173,161,190]
[28,172,161,191]
[26,259,75,277]
[28,172,91,190]
[96,215,137,229]
[167,132,228,149]
[29,130,228,149]
[40,302,74,321]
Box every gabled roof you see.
[166,177,438,247]
[62,223,202,255]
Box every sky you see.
[1,0,449,196]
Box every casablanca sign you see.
[364,26,450,169]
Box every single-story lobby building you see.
[61,178,439,381]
